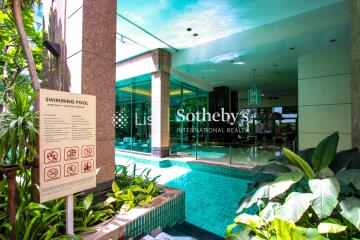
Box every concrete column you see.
[151,50,171,157]
[350,0,360,148]
[298,45,351,150]
[43,0,116,191]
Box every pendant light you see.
[248,68,261,106]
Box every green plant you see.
[104,164,161,213]
[0,163,162,238]
[0,87,38,166]
[0,3,42,101]
[73,193,112,234]
[228,132,360,239]
[226,214,328,240]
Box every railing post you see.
[229,145,232,165]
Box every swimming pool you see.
[170,144,282,166]
[115,153,273,237]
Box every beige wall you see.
[298,45,351,150]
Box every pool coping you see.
[115,149,262,171]
[80,186,185,240]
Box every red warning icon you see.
[64,146,79,161]
[64,162,79,177]
[81,145,94,158]
[44,165,61,182]
[81,160,94,173]
[44,148,61,164]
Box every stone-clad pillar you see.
[43,0,116,191]
[151,50,171,157]
[350,0,360,148]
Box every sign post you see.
[38,89,96,210]
[66,194,74,235]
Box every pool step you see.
[141,232,195,240]
[163,222,224,240]
[138,222,224,240]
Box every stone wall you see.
[351,0,360,148]
[43,0,116,191]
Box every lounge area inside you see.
[115,0,351,167]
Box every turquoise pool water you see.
[115,153,272,237]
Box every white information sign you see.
[39,89,96,203]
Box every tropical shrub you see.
[0,164,162,239]
[104,164,161,213]
[227,132,360,239]
[0,87,38,166]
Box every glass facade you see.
[115,74,297,166]
[169,81,208,155]
[115,74,152,153]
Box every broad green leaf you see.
[238,188,269,213]
[238,172,304,213]
[276,192,314,223]
[291,230,308,240]
[273,218,294,240]
[83,193,93,211]
[146,182,154,194]
[234,214,263,229]
[317,222,346,234]
[269,172,305,199]
[112,181,120,193]
[104,196,116,207]
[260,202,281,222]
[335,169,360,190]
[339,197,360,230]
[309,178,340,219]
[304,228,329,240]
[127,190,134,201]
[312,132,339,174]
[225,227,251,240]
[283,148,316,179]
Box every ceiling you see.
[116,0,350,99]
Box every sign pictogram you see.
[81,145,94,158]
[44,165,61,182]
[64,146,79,160]
[64,162,79,177]
[44,148,61,164]
[81,160,94,173]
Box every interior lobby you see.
[114,0,355,166]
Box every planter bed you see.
[81,186,185,240]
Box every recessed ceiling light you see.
[186,28,192,32]
[234,61,245,65]
[289,47,296,50]
[193,33,198,37]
